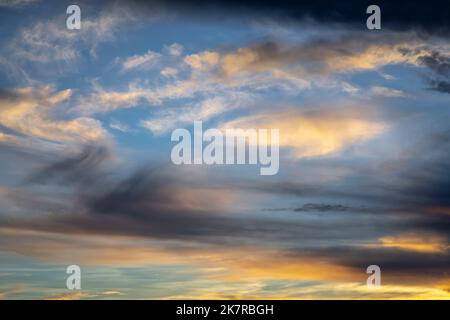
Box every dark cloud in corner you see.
[126,0,450,35]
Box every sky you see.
[0,0,449,299]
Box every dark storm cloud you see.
[125,0,450,35]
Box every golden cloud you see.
[222,109,386,158]
[0,86,107,147]
[377,233,449,253]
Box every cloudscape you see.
[0,0,449,299]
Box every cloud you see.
[427,79,450,93]
[160,67,178,77]
[166,43,183,56]
[185,51,220,70]
[78,32,446,120]
[0,147,379,247]
[1,2,450,299]
[221,108,386,158]
[28,144,111,186]
[141,93,252,135]
[294,204,350,212]
[76,81,160,114]
[0,141,449,296]
[212,36,426,78]
[101,291,123,296]
[370,86,406,97]
[109,119,130,132]
[0,86,108,150]
[2,221,448,296]
[419,51,450,76]
[380,73,396,80]
[417,50,450,93]
[178,35,450,100]
[376,233,449,253]
[120,50,161,71]
[3,2,137,77]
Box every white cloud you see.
[76,80,161,114]
[121,50,161,71]
[109,119,129,132]
[380,73,396,80]
[161,67,178,78]
[6,4,136,65]
[141,93,253,135]
[166,43,183,56]
[370,86,406,97]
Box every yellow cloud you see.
[222,110,386,158]
[0,86,107,146]
[47,292,94,300]
[185,51,220,69]
[378,233,449,253]
[222,48,259,75]
[326,44,421,73]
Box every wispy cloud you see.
[370,86,406,97]
[141,93,253,135]
[0,86,108,150]
[120,50,161,72]
[2,2,137,80]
